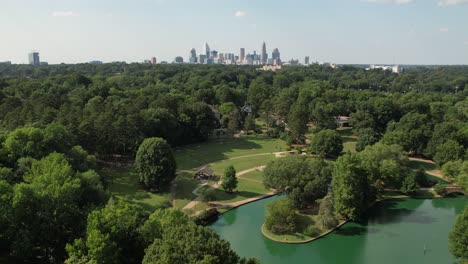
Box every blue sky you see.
[1,0,467,64]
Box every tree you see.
[310,129,343,157]
[222,166,238,193]
[66,198,149,264]
[449,207,467,260]
[135,137,176,192]
[400,174,418,194]
[332,154,368,220]
[287,101,308,144]
[263,156,331,209]
[142,223,249,264]
[382,112,432,155]
[264,198,299,234]
[355,128,379,152]
[244,113,256,133]
[318,194,338,229]
[434,140,465,166]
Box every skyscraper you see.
[240,48,245,63]
[151,57,157,64]
[261,42,267,64]
[272,48,280,60]
[204,43,210,58]
[305,56,310,65]
[189,48,197,63]
[28,51,40,66]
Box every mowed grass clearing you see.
[100,166,171,212]
[173,172,199,209]
[203,172,271,204]
[174,136,286,170]
[210,154,275,175]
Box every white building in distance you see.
[366,65,402,74]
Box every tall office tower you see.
[261,41,267,64]
[151,57,157,64]
[240,48,245,63]
[28,51,40,66]
[204,43,211,58]
[272,48,280,60]
[189,48,197,63]
[305,56,310,65]
[211,50,218,58]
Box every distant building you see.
[151,57,157,64]
[336,116,350,127]
[366,65,402,74]
[304,56,310,65]
[198,54,207,64]
[240,48,245,63]
[204,43,211,58]
[210,50,218,58]
[261,41,268,64]
[0,61,11,65]
[144,59,151,64]
[28,51,40,66]
[40,62,48,66]
[189,48,197,63]
[258,65,282,72]
[174,56,184,64]
[89,60,103,65]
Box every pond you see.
[210,195,467,264]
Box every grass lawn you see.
[173,172,199,209]
[343,141,357,153]
[100,166,171,212]
[426,173,450,184]
[408,160,437,171]
[210,154,275,175]
[174,136,286,170]
[205,178,271,204]
[240,170,264,182]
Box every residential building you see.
[174,56,184,63]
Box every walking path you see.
[181,166,267,211]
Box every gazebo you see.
[194,166,215,181]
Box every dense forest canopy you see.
[0,63,467,263]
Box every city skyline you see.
[1,0,468,64]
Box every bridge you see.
[444,185,467,195]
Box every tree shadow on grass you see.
[174,136,283,170]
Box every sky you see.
[0,0,467,65]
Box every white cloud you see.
[363,0,415,4]
[235,11,246,18]
[52,11,79,17]
[437,0,468,6]
[439,27,449,32]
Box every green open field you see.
[100,166,171,212]
[240,170,264,182]
[174,136,286,170]
[408,160,437,171]
[210,154,275,175]
[202,174,271,204]
[173,172,198,209]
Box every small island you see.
[260,142,461,243]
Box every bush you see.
[434,184,447,196]
[414,169,430,187]
[193,208,219,226]
[303,226,321,237]
[199,187,216,202]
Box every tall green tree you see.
[310,129,343,157]
[449,206,467,261]
[135,137,176,191]
[222,166,238,193]
[332,154,368,220]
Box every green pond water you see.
[210,195,467,264]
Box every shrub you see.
[303,226,321,237]
[434,184,447,196]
